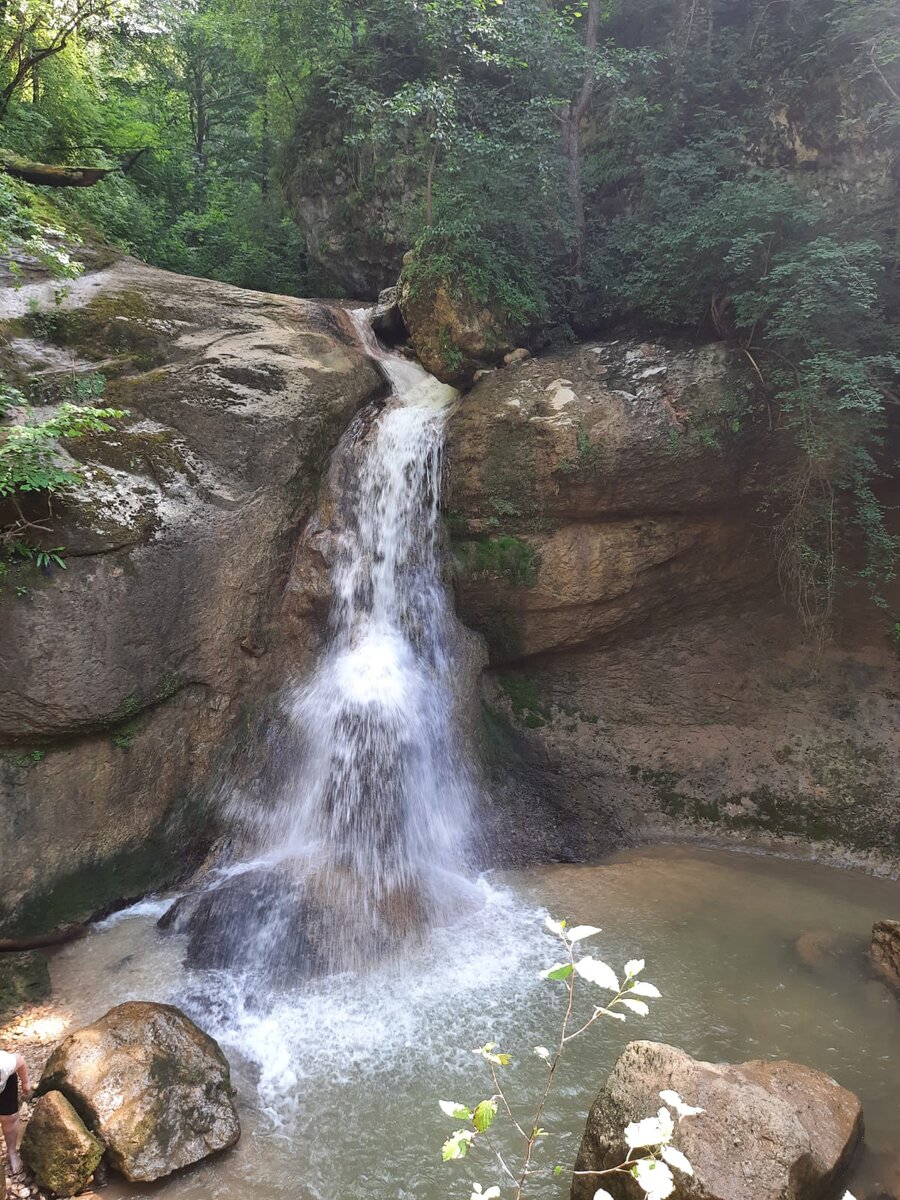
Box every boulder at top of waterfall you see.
[371,285,407,341]
[21,1091,104,1197]
[870,919,900,994]
[38,1001,239,1182]
[397,253,519,387]
[570,1041,863,1200]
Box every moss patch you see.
[454,535,540,586]
[1,792,215,938]
[499,673,549,728]
[634,739,897,854]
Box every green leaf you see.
[542,962,574,981]
[473,1099,498,1133]
[441,1129,474,1161]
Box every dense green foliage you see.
[0,0,898,634]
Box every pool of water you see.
[40,846,899,1199]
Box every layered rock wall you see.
[446,338,900,869]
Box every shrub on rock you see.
[571,1040,862,1200]
[21,1091,103,1197]
[38,1001,239,1183]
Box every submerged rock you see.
[38,1001,239,1182]
[0,952,51,1019]
[571,1040,863,1200]
[21,1091,104,1197]
[870,919,900,995]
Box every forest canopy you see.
[1,0,899,639]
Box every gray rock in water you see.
[21,1091,104,1197]
[0,951,50,1019]
[870,919,900,995]
[38,1001,240,1183]
[371,285,407,340]
[163,865,429,990]
[571,1040,863,1200]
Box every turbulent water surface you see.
[41,847,900,1200]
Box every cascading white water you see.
[179,311,481,980]
[266,314,474,895]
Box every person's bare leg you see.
[1,1113,21,1173]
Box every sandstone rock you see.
[870,919,900,994]
[0,261,382,936]
[447,336,768,663]
[38,1001,240,1182]
[571,1041,863,1200]
[21,1091,103,1197]
[0,953,50,1019]
[398,256,517,386]
[795,928,838,970]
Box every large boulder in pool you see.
[571,1041,862,1200]
[21,1091,104,1197]
[37,1001,239,1182]
[161,864,428,987]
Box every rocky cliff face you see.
[0,260,382,935]
[446,338,900,871]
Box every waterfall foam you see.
[171,309,481,981]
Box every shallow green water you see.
[44,845,899,1199]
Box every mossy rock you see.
[21,1091,104,1198]
[0,951,50,1019]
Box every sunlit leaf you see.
[442,1129,475,1161]
[661,1146,693,1176]
[619,997,650,1016]
[439,1100,473,1120]
[473,1099,498,1133]
[542,962,575,981]
[574,956,620,991]
[629,981,661,998]
[564,925,601,943]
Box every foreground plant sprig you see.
[439,916,701,1200]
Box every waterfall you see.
[173,310,481,983]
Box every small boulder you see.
[371,285,406,340]
[0,952,51,1020]
[38,1001,239,1183]
[398,251,519,386]
[870,919,900,995]
[21,1091,103,1197]
[571,1040,862,1200]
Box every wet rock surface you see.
[571,1040,864,1200]
[163,865,430,987]
[870,920,900,994]
[38,1001,240,1183]
[447,335,900,868]
[0,260,382,936]
[20,1091,103,1197]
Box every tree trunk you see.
[0,150,112,186]
[562,0,601,279]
